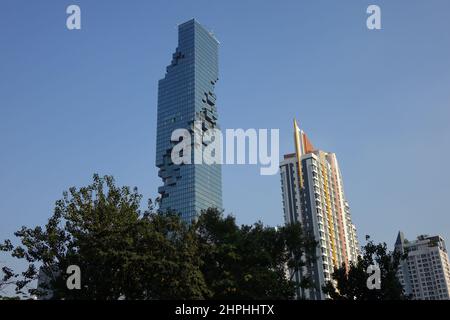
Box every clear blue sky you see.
[1,0,450,273]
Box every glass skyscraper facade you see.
[156,19,222,222]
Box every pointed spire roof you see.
[293,118,315,155]
[395,231,406,248]
[302,132,315,154]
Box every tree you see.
[323,236,408,300]
[1,244,36,300]
[0,174,208,299]
[0,263,17,299]
[1,174,316,300]
[194,209,316,299]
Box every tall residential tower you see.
[156,19,222,222]
[395,232,450,300]
[280,120,359,300]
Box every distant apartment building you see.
[280,120,359,300]
[395,232,450,300]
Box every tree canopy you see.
[196,208,316,299]
[1,174,315,300]
[322,236,408,300]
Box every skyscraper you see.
[280,120,359,300]
[156,19,222,222]
[395,232,450,300]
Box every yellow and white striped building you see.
[280,120,359,300]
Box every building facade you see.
[156,19,222,222]
[280,120,359,300]
[395,232,450,300]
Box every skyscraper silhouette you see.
[156,19,222,222]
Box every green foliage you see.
[0,174,315,300]
[323,236,408,300]
[195,209,316,299]
[0,265,17,299]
